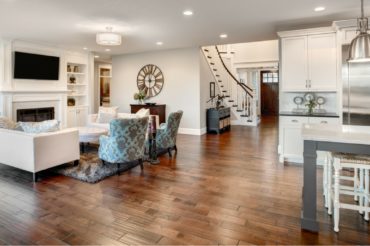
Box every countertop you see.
[279,111,339,118]
[302,124,370,145]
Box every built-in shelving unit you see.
[66,62,89,127]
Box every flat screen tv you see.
[14,51,60,80]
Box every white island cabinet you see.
[280,28,337,92]
[279,115,340,164]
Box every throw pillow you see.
[0,117,16,130]
[135,108,150,117]
[19,120,60,134]
[97,112,117,124]
[97,106,118,123]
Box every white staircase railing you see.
[202,45,258,126]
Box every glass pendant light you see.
[349,0,370,62]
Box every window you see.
[261,70,279,83]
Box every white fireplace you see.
[0,91,68,126]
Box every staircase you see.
[202,45,259,126]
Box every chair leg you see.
[117,163,121,175]
[139,159,144,170]
[167,148,172,157]
[174,145,178,152]
[333,158,340,232]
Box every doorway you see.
[260,70,279,116]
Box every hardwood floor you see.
[0,116,369,245]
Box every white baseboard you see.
[178,127,207,136]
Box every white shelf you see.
[68,105,88,108]
[67,72,85,76]
[99,75,112,78]
[68,94,86,97]
[67,83,87,86]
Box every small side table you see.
[77,127,108,153]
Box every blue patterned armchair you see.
[99,117,148,173]
[156,110,183,157]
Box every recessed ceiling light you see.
[94,55,100,58]
[183,10,193,16]
[220,34,228,39]
[105,48,111,52]
[83,47,88,50]
[314,6,325,12]
[156,41,163,46]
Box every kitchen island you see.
[301,123,370,232]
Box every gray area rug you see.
[55,146,140,183]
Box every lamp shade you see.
[96,32,122,46]
[348,32,370,63]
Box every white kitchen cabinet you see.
[67,106,88,127]
[279,116,340,163]
[281,36,308,91]
[308,34,337,91]
[281,32,337,92]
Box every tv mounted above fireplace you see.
[13,51,60,80]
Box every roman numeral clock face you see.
[137,64,164,98]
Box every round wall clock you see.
[137,64,164,98]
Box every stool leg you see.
[324,153,328,208]
[328,157,333,215]
[333,158,340,232]
[364,169,369,221]
[354,168,359,201]
[360,169,365,214]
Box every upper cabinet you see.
[280,29,337,92]
[281,36,308,91]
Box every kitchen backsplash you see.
[280,92,338,113]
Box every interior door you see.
[260,71,279,116]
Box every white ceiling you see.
[0,0,369,56]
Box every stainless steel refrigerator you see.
[342,45,370,126]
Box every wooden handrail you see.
[215,46,254,98]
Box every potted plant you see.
[133,90,146,104]
[305,99,317,115]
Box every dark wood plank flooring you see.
[0,116,369,245]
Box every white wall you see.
[111,47,204,134]
[233,40,279,68]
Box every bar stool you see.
[327,153,370,232]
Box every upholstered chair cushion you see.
[99,117,149,164]
[156,110,183,149]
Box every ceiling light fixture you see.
[83,47,88,50]
[96,27,122,46]
[105,48,111,52]
[183,10,193,16]
[94,55,100,58]
[156,41,163,46]
[220,34,228,38]
[348,0,370,62]
[314,6,325,12]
